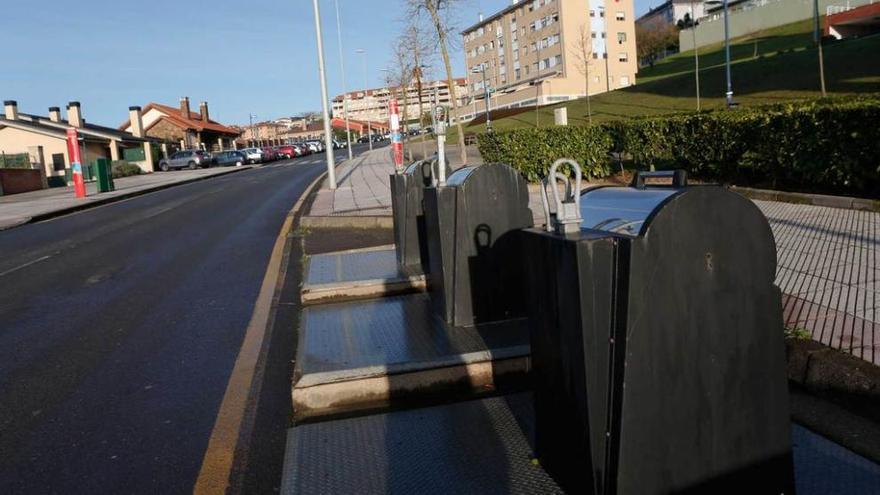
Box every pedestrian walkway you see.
[759,201,879,365]
[305,149,879,365]
[0,166,250,230]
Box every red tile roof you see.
[120,102,240,136]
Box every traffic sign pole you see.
[66,128,87,198]
[390,99,403,173]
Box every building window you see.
[616,11,625,21]
[617,32,627,43]
[591,31,597,39]
[515,68,521,79]
[590,9,595,17]
[619,52,628,62]
[52,153,65,171]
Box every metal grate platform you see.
[282,394,880,495]
[296,293,528,377]
[282,393,564,495]
[292,293,530,419]
[302,247,425,303]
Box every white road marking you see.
[0,255,52,278]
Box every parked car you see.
[357,136,371,144]
[275,145,297,159]
[294,143,311,156]
[304,141,321,153]
[332,139,349,149]
[261,147,279,161]
[214,150,247,167]
[241,148,263,164]
[158,150,212,171]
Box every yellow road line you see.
[194,169,329,494]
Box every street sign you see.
[389,99,403,173]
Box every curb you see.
[7,166,253,230]
[786,338,880,399]
[300,215,393,229]
[732,186,880,212]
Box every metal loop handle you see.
[549,158,582,217]
[631,170,687,189]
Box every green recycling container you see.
[95,158,115,192]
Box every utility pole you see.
[472,64,492,132]
[334,0,353,159]
[355,48,373,151]
[692,1,701,111]
[813,0,827,97]
[249,113,257,147]
[311,0,337,189]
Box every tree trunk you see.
[426,3,468,165]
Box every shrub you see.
[477,126,613,182]
[477,95,880,196]
[112,162,143,179]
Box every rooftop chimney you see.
[4,100,18,120]
[199,101,209,122]
[129,106,145,138]
[48,106,61,122]
[479,12,484,22]
[180,96,191,120]
[67,101,83,127]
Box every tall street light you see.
[706,0,734,108]
[471,63,493,133]
[813,0,827,96]
[691,1,701,111]
[333,0,353,160]
[355,48,373,151]
[311,0,337,189]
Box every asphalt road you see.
[0,146,367,493]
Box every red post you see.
[389,99,403,172]
[66,128,87,198]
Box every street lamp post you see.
[691,1,701,111]
[355,48,373,151]
[706,0,734,108]
[333,0,353,160]
[311,0,337,189]
[471,64,492,133]
[721,0,734,108]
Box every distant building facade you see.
[459,0,638,121]
[636,0,705,30]
[332,79,469,125]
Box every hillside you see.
[452,20,880,137]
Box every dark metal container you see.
[523,171,795,494]
[423,163,534,327]
[390,158,450,273]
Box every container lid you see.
[446,166,478,186]
[579,187,681,236]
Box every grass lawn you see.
[450,21,880,140]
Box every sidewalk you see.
[305,149,878,365]
[0,166,251,230]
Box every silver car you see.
[241,148,263,164]
[158,150,212,171]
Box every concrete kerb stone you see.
[732,186,880,212]
[19,166,253,229]
[786,338,880,399]
[299,215,393,229]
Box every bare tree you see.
[386,39,416,161]
[399,19,433,159]
[570,24,593,124]
[407,0,468,165]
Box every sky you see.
[2,0,656,127]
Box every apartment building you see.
[459,0,637,120]
[332,79,469,126]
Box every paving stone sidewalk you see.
[0,166,251,230]
[307,149,878,365]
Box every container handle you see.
[541,159,583,234]
[631,170,687,189]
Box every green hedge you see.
[112,161,142,179]
[477,96,880,196]
[478,126,613,182]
